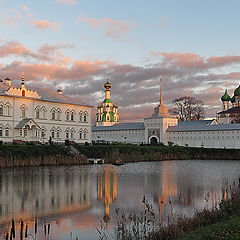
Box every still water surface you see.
[0,160,240,239]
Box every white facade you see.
[0,77,93,143]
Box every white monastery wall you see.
[92,129,145,144]
[167,129,240,149]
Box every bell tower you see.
[96,79,119,126]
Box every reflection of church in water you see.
[97,165,118,222]
[0,163,207,233]
[0,168,91,224]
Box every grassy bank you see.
[177,214,240,240]
[0,144,88,167]
[76,144,240,163]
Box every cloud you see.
[30,19,61,31]
[0,9,23,26]
[1,44,240,121]
[0,40,73,63]
[56,0,77,4]
[19,5,30,12]
[77,16,132,40]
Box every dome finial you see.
[104,78,111,90]
[21,72,25,86]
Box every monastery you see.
[0,74,93,143]
[92,80,240,149]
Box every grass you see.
[0,144,70,158]
[75,143,240,162]
[177,214,240,240]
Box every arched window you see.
[20,105,27,118]
[84,129,88,139]
[51,110,56,120]
[51,129,55,138]
[65,128,70,139]
[21,109,26,118]
[57,110,61,120]
[57,129,60,138]
[71,112,74,121]
[79,131,82,139]
[66,110,70,121]
[84,112,87,122]
[5,105,10,116]
[0,127,2,137]
[5,127,9,137]
[36,108,40,119]
[41,107,47,119]
[79,112,83,122]
[0,105,3,116]
[22,90,25,97]
[71,130,74,139]
[41,127,46,138]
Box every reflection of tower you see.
[158,161,177,222]
[97,165,118,222]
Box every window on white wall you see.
[57,111,61,120]
[36,109,40,119]
[0,106,3,116]
[0,128,2,137]
[71,112,74,121]
[66,111,70,121]
[5,106,9,116]
[52,110,56,120]
[21,109,26,118]
[5,127,9,137]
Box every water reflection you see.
[0,160,239,240]
[97,166,118,222]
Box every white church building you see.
[92,80,240,149]
[0,74,93,143]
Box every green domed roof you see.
[231,95,236,103]
[103,99,112,103]
[234,85,240,96]
[221,89,231,101]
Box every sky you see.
[1,0,240,121]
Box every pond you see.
[0,160,240,239]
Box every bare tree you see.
[170,96,205,121]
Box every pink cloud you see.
[2,46,240,120]
[30,19,61,31]
[77,16,131,40]
[0,41,73,64]
[151,51,240,71]
[19,5,30,12]
[0,41,30,57]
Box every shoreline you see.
[1,143,240,168]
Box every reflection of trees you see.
[97,165,118,222]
